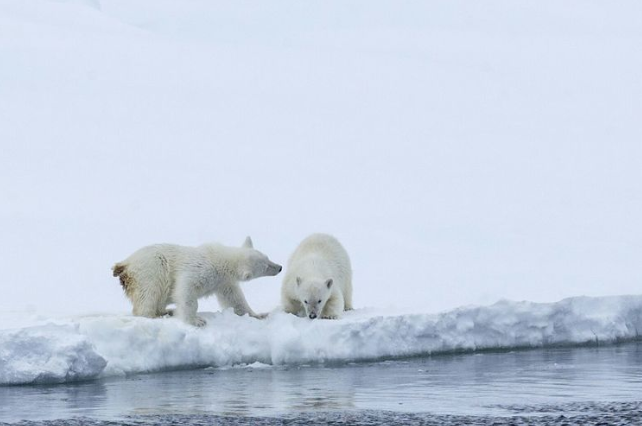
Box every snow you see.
[1,295,640,385]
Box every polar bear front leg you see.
[321,292,344,320]
[216,284,265,319]
[173,277,206,327]
[283,297,305,317]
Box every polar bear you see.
[112,237,282,326]
[281,233,352,319]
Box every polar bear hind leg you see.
[113,262,169,318]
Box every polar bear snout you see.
[308,313,317,319]
[267,262,283,276]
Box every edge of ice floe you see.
[1,295,641,385]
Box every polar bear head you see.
[237,236,282,281]
[295,276,333,319]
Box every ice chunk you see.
[0,324,107,385]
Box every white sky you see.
[0,0,641,317]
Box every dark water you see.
[1,343,641,425]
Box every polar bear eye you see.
[318,299,322,304]
[304,300,308,304]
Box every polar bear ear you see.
[296,277,302,286]
[325,278,333,289]
[242,236,254,249]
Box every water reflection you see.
[0,381,107,420]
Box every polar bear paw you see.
[190,316,207,327]
[321,315,338,320]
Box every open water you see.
[1,343,641,425]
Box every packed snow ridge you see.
[1,295,641,385]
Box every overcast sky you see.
[1,0,641,317]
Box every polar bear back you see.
[117,243,234,295]
[121,244,207,277]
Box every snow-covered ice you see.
[1,295,641,385]
[0,323,107,385]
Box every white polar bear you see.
[281,233,352,319]
[112,237,282,326]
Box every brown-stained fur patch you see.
[112,262,135,298]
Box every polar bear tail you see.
[112,262,135,298]
[112,263,125,277]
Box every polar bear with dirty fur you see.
[281,233,352,319]
[112,237,282,326]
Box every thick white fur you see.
[113,237,281,326]
[281,233,352,319]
